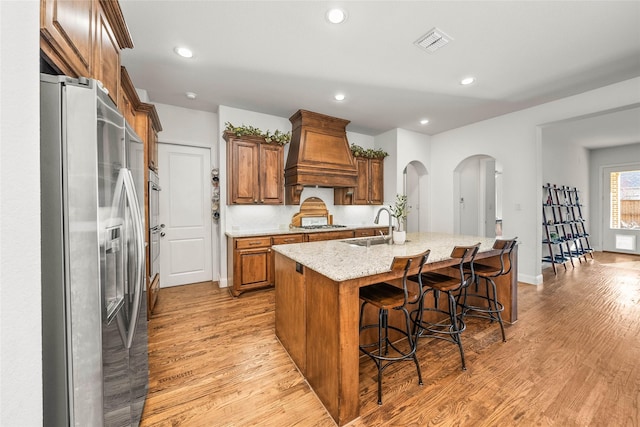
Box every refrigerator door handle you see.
[122,168,146,349]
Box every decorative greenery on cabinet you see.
[224,122,291,145]
[349,144,388,159]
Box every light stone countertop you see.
[271,232,498,282]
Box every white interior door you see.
[158,143,212,287]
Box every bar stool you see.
[359,249,430,405]
[409,244,480,371]
[459,237,517,342]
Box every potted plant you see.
[390,194,409,244]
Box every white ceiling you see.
[119,0,640,140]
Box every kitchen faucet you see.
[374,207,393,244]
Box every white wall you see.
[430,77,640,285]
[541,128,590,192]
[0,1,42,424]
[374,128,399,207]
[589,142,640,252]
[155,103,218,149]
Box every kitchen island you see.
[272,232,518,426]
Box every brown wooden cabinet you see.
[40,0,133,105]
[335,157,384,205]
[120,67,138,128]
[136,103,161,172]
[233,237,273,297]
[40,0,94,78]
[228,235,295,297]
[93,3,121,103]
[305,230,354,242]
[225,132,284,205]
[353,227,388,238]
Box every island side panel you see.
[305,268,360,426]
[274,252,306,373]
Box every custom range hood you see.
[285,109,357,204]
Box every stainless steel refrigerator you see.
[40,74,148,426]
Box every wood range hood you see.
[284,109,357,205]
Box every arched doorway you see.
[403,161,429,232]
[453,155,502,237]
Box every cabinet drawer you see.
[272,234,304,245]
[305,230,354,242]
[235,236,272,249]
[354,227,387,237]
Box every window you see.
[610,170,640,229]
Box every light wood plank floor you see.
[141,252,640,426]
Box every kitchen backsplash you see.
[226,187,383,232]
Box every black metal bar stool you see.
[459,237,517,342]
[358,249,430,405]
[409,244,480,371]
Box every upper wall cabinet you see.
[40,0,134,104]
[40,0,94,78]
[136,103,162,172]
[335,156,384,205]
[225,132,285,205]
[119,66,138,128]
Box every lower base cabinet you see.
[228,228,386,297]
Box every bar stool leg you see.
[402,307,423,386]
[448,292,466,371]
[486,277,506,342]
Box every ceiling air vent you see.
[414,27,453,53]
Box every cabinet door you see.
[353,157,370,205]
[94,3,120,104]
[229,140,260,204]
[148,126,158,172]
[120,68,138,128]
[233,247,273,296]
[259,143,284,204]
[40,0,93,77]
[369,158,384,205]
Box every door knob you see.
[160,232,166,237]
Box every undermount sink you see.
[342,237,390,247]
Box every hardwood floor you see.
[141,252,640,426]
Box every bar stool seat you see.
[460,237,517,342]
[359,250,430,405]
[409,244,480,371]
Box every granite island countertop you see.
[271,232,497,282]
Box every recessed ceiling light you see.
[334,93,345,101]
[326,8,347,24]
[185,92,197,100]
[420,119,430,125]
[461,76,476,85]
[174,46,193,58]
